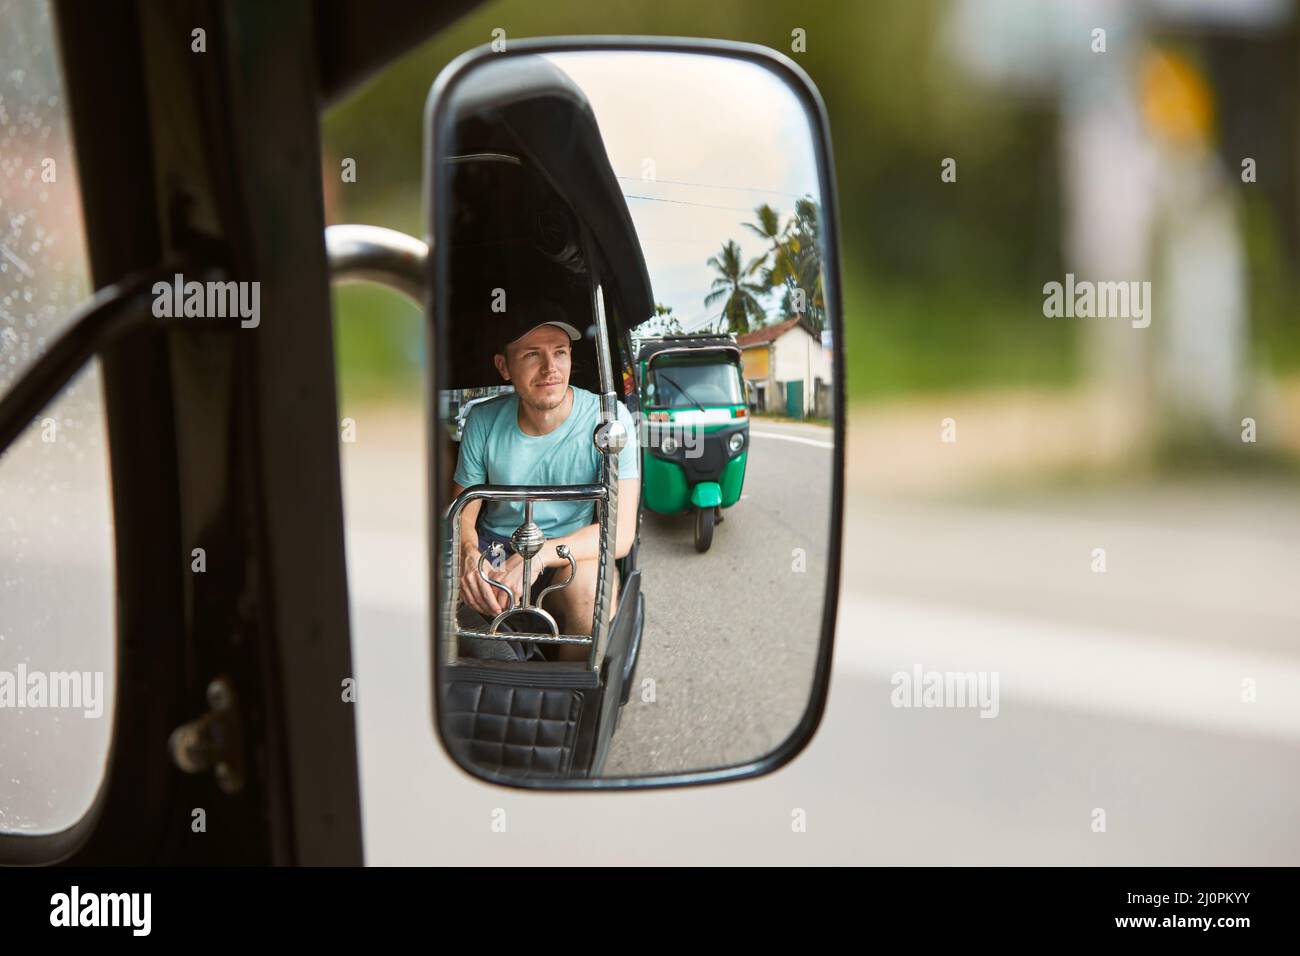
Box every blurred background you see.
[327,0,1300,425]
[3,0,1298,861]
[328,0,1300,863]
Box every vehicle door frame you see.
[2,0,476,867]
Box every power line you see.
[616,175,807,201]
[622,194,753,213]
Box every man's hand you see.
[460,547,508,617]
[495,550,548,606]
[460,546,548,617]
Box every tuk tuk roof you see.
[636,334,742,364]
[447,56,655,330]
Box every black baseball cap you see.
[496,300,583,353]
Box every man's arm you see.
[495,477,640,590]
[457,477,639,616]
[451,485,508,615]
[537,477,639,566]
[450,401,506,614]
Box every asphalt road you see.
[8,400,1300,864]
[343,478,1300,868]
[342,476,1300,865]
[603,419,834,775]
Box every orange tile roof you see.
[736,316,809,348]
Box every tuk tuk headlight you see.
[660,434,679,455]
[728,431,745,454]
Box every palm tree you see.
[777,197,826,329]
[704,240,768,335]
[742,202,796,288]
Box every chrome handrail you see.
[475,544,517,613]
[589,280,623,669]
[444,483,606,666]
[473,541,578,638]
[535,545,578,612]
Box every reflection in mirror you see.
[432,48,835,783]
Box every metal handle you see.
[534,544,577,612]
[324,224,428,306]
[476,543,516,610]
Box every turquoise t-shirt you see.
[453,386,640,538]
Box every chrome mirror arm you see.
[324,224,428,306]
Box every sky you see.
[544,51,823,333]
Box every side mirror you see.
[424,38,844,788]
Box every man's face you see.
[495,323,573,411]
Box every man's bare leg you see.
[548,558,619,663]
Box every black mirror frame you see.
[424,36,845,791]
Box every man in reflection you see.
[451,301,640,661]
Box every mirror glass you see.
[430,46,837,783]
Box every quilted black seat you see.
[443,681,584,777]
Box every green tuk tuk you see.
[635,334,750,552]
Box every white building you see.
[737,317,833,418]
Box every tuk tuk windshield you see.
[647,357,744,409]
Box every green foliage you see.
[841,271,1079,402]
[742,202,792,285]
[322,1,1071,400]
[739,198,826,330]
[704,239,767,334]
[331,284,423,407]
[1241,194,1300,373]
[324,0,1298,406]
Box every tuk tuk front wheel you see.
[694,505,715,552]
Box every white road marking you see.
[834,590,1300,741]
[749,429,833,449]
